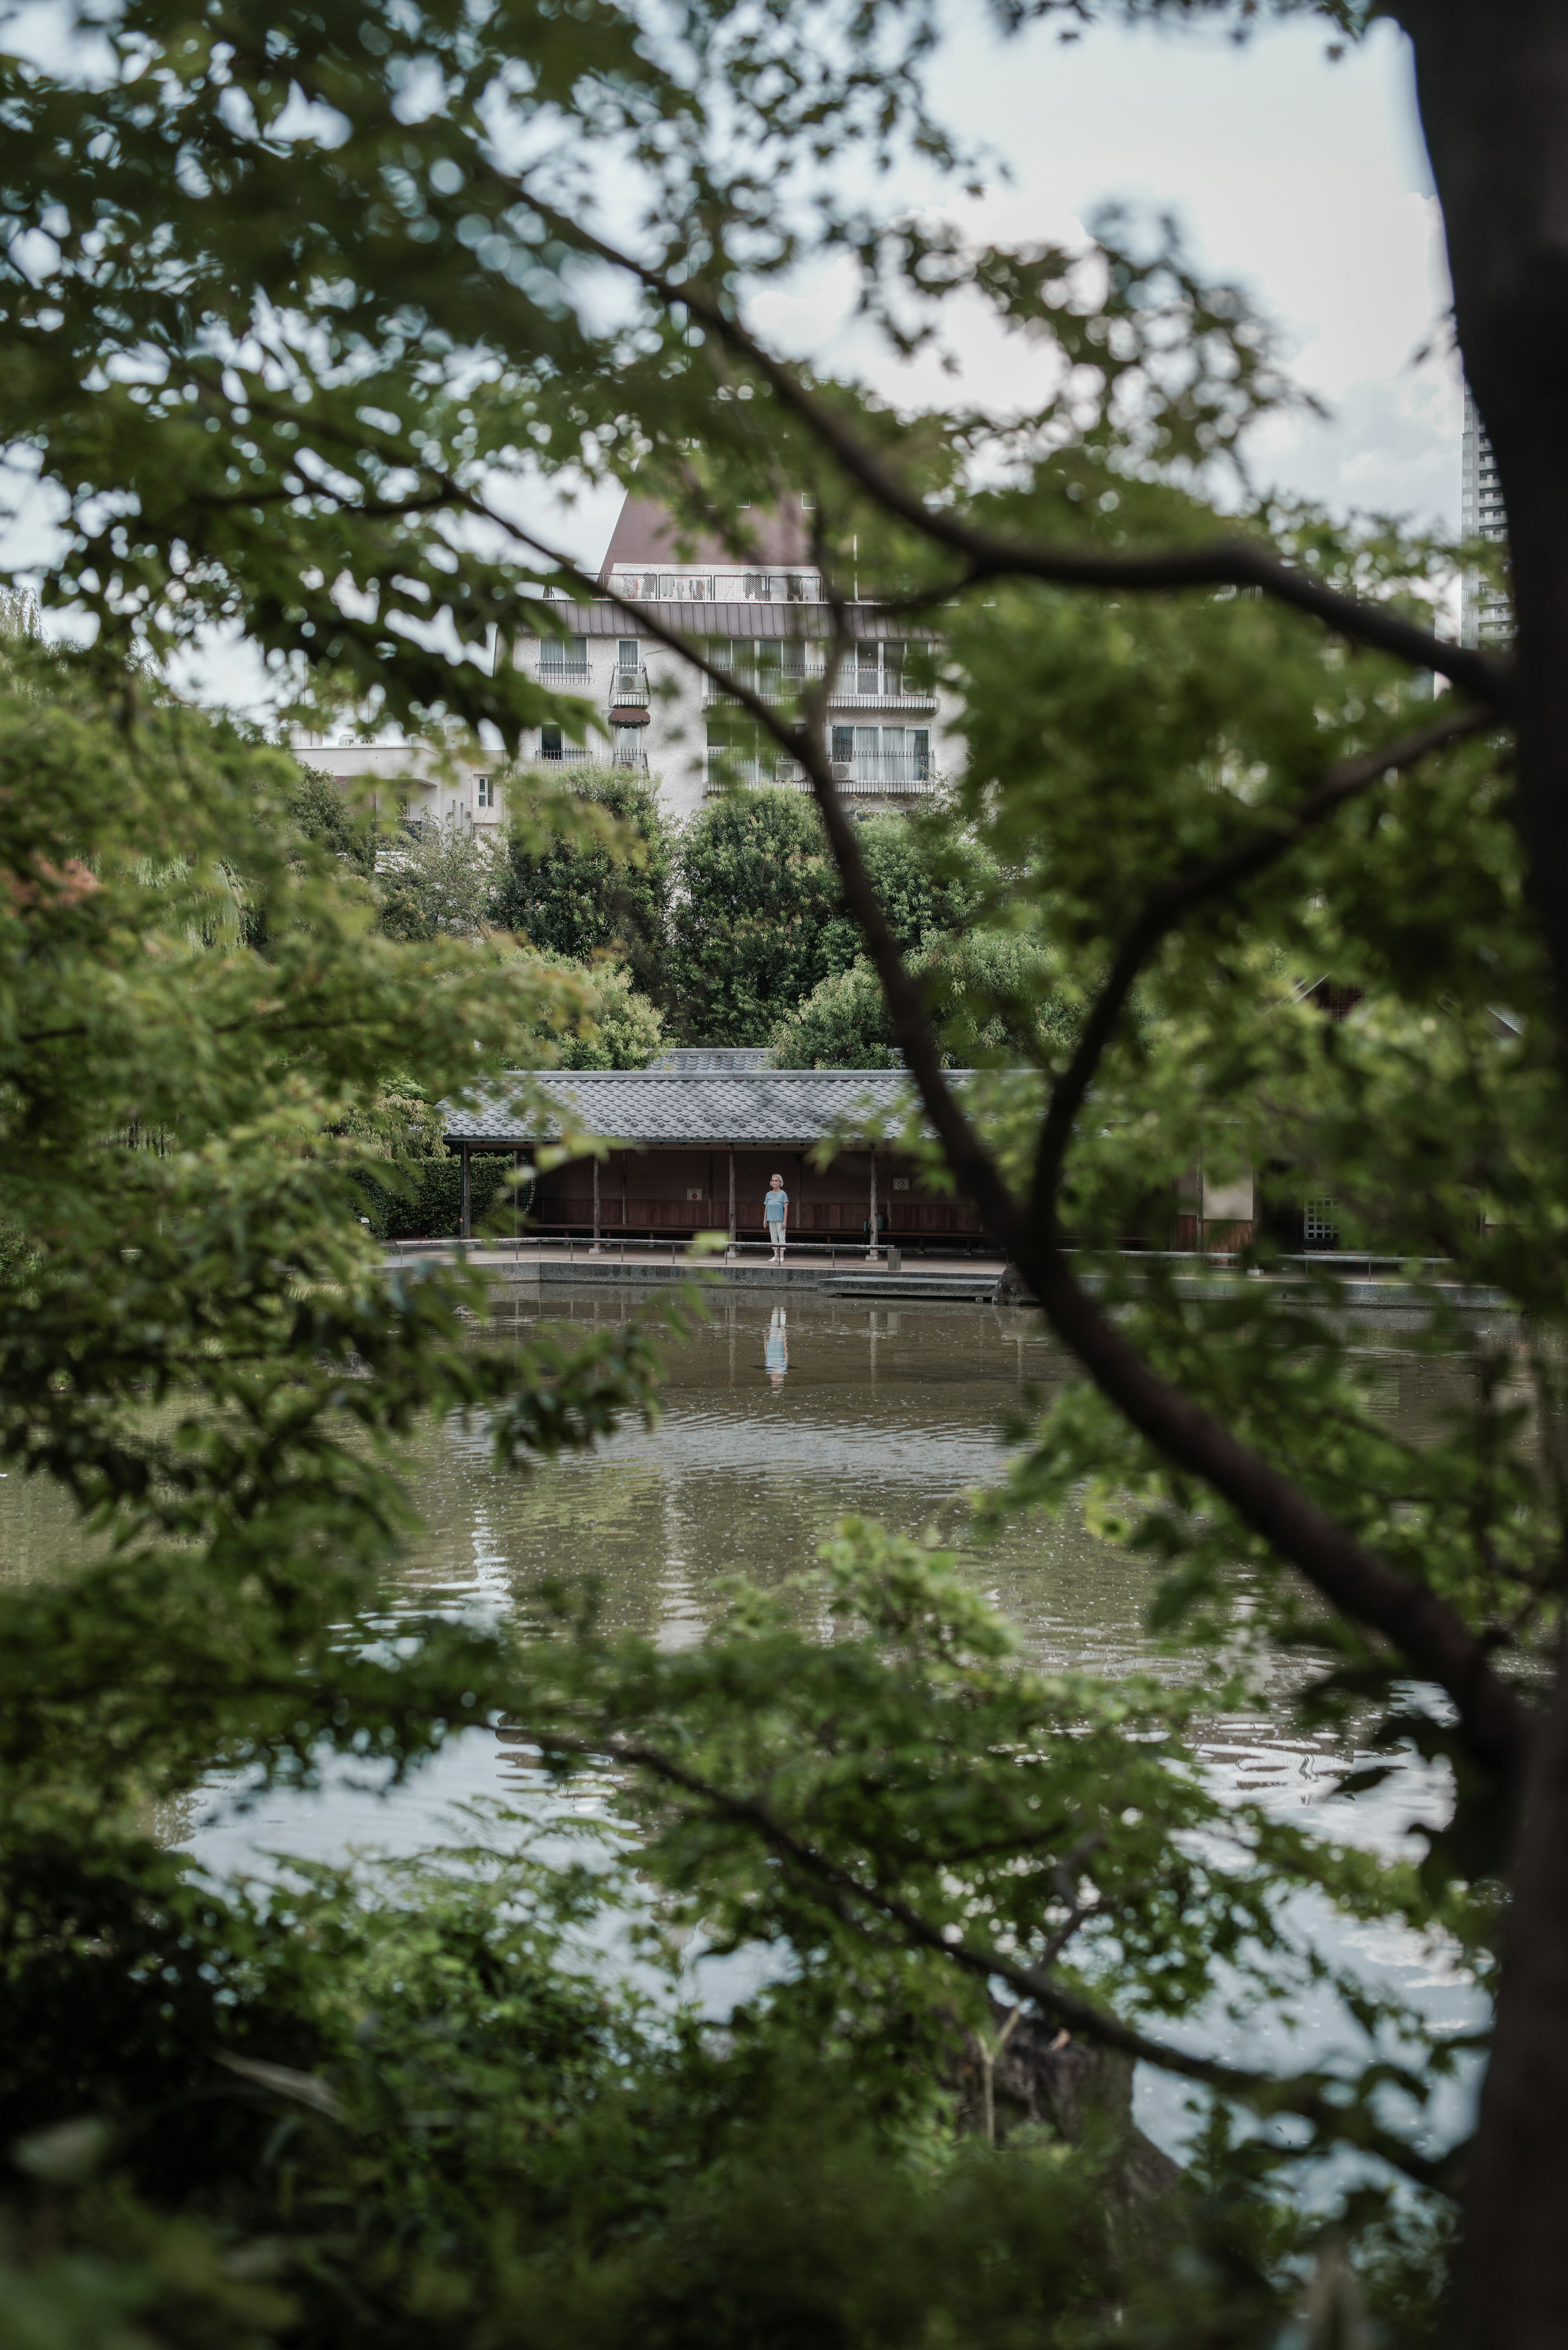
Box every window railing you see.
[704,753,807,792]
[537,743,592,765]
[831,755,934,795]
[825,674,938,709]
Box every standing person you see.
[763,1171,788,1262]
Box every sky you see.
[517,10,1460,592]
[23,4,1458,718]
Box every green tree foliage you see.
[376,816,498,941]
[771,932,1077,1067]
[488,767,674,1006]
[668,789,844,1042]
[0,0,1560,2334]
[288,765,377,877]
[816,810,982,973]
[541,957,666,1069]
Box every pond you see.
[0,1282,1486,2161]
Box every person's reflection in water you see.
[764,1306,789,1391]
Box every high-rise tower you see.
[1461,386,1511,647]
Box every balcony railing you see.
[538,660,592,683]
[535,743,592,765]
[825,676,938,710]
[830,756,935,796]
[703,662,936,711]
[608,668,650,706]
[612,746,650,771]
[704,754,807,793]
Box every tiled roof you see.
[598,490,811,576]
[651,1047,770,1072]
[444,1068,937,1147]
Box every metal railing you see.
[608,669,650,706]
[537,661,591,683]
[703,755,808,792]
[535,744,592,765]
[385,1232,1000,1266]
[702,663,936,712]
[611,747,650,771]
[831,756,935,795]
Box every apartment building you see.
[285,731,503,834]
[287,489,963,829]
[523,490,964,823]
[1461,384,1512,648]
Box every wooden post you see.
[866,1143,881,1262]
[592,1155,601,1254]
[460,1143,471,1240]
[728,1147,736,1257]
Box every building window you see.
[1302,1200,1339,1249]
[800,491,816,510]
[617,638,640,672]
[476,776,495,808]
[539,635,588,676]
[831,725,855,763]
[540,725,563,759]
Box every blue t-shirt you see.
[764,1188,788,1223]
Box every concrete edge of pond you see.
[386,1248,1516,1320]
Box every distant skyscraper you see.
[1461,386,1512,646]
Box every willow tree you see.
[0,0,1564,2339]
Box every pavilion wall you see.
[523,1142,985,1243]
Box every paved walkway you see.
[383,1240,1007,1299]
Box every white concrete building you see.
[1461,384,1512,648]
[287,489,965,832]
[285,730,504,836]
[519,490,966,825]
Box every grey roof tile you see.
[443,1068,951,1146]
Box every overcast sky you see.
[552,11,1457,575]
[167,9,1461,715]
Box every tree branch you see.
[483,178,1512,710]
[1029,702,1495,1217]
[410,448,1536,1781]
[780,682,1534,1777]
[525,1723,1455,2192]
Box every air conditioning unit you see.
[831,761,853,783]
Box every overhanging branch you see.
[526,1722,1456,2194]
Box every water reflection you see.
[0,1282,1495,1871]
[0,1282,1488,2151]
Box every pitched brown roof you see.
[598,490,813,582]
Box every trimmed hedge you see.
[354,1149,511,1240]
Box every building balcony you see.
[831,756,935,797]
[824,680,939,711]
[703,753,807,794]
[608,668,650,708]
[612,746,650,771]
[702,665,936,712]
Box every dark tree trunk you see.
[1394,7,1568,2338]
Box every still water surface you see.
[0,1284,1484,2153]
